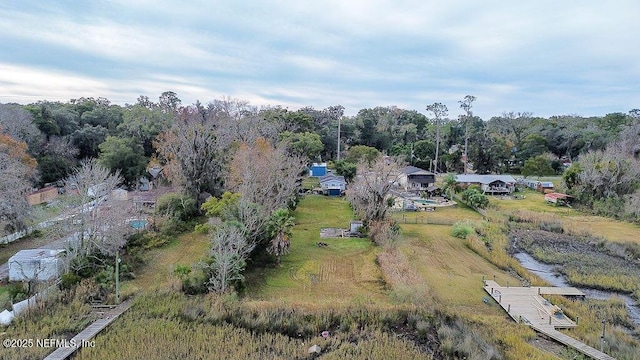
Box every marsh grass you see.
[75,291,437,360]
[546,295,639,360]
[473,202,640,358]
[514,229,640,297]
[1,286,94,360]
[396,223,556,359]
[494,189,640,245]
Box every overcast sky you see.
[1,1,638,119]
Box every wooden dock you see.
[484,280,615,360]
[44,300,133,360]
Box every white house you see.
[8,249,65,282]
[319,174,346,196]
[455,174,517,194]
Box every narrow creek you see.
[513,252,640,328]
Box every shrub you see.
[194,223,211,234]
[451,221,474,239]
[437,317,501,360]
[368,220,402,247]
[156,192,199,221]
[462,188,489,209]
[181,270,209,295]
[591,196,626,218]
[60,273,82,290]
[538,221,563,233]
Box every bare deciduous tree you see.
[211,97,283,148]
[0,132,37,235]
[154,104,222,202]
[0,103,41,145]
[227,138,305,236]
[204,222,254,294]
[347,156,405,225]
[576,122,640,199]
[54,159,130,267]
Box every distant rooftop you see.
[455,174,516,184]
[403,166,434,175]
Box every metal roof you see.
[455,174,516,184]
[9,249,65,261]
[403,166,434,175]
[319,174,345,183]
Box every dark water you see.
[514,252,640,327]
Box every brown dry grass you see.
[397,222,556,359]
[494,189,640,244]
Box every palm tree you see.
[266,208,295,267]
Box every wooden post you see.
[507,304,511,312]
[600,320,606,352]
[538,288,541,295]
[549,316,552,325]
[576,316,579,325]
[499,295,502,303]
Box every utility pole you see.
[337,116,341,162]
[600,319,606,352]
[115,250,121,304]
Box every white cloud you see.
[0,63,112,102]
[1,1,639,118]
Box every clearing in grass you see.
[245,195,387,305]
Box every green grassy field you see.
[391,204,483,225]
[302,176,320,190]
[245,195,387,305]
[124,231,210,294]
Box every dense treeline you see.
[1,93,639,236]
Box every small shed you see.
[537,181,555,193]
[350,220,363,233]
[8,249,65,282]
[26,186,59,206]
[310,163,328,177]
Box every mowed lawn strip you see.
[126,231,210,293]
[391,204,484,225]
[245,195,387,305]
